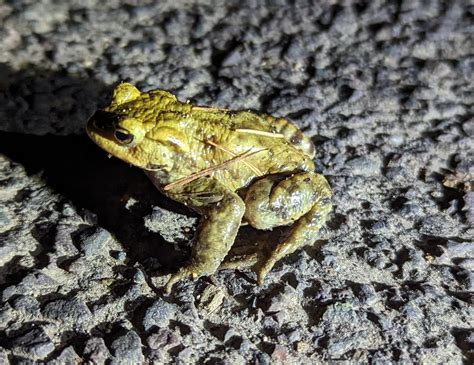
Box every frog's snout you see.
[88,110,118,131]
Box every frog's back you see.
[230,111,315,159]
[179,104,315,159]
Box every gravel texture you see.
[1,0,473,363]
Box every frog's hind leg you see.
[256,190,332,284]
[243,172,332,284]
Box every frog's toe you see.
[219,253,259,270]
[165,267,194,293]
[256,268,268,286]
[256,259,276,286]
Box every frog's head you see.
[86,83,189,171]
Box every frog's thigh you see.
[244,172,322,230]
[250,173,332,284]
[165,180,245,292]
[224,172,323,271]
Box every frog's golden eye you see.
[114,129,134,145]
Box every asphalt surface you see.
[0,0,473,363]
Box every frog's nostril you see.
[89,110,118,130]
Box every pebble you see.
[255,352,271,365]
[295,341,310,353]
[177,347,194,363]
[10,295,40,316]
[0,208,12,231]
[147,329,180,350]
[83,337,111,364]
[142,299,177,331]
[357,284,378,306]
[76,226,112,256]
[0,348,8,364]
[2,272,57,301]
[0,239,15,258]
[53,345,81,364]
[399,201,423,217]
[11,327,54,359]
[463,191,474,225]
[345,156,381,176]
[42,298,92,323]
[271,345,289,362]
[110,330,143,364]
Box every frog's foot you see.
[254,196,332,285]
[255,245,292,285]
[165,266,196,294]
[256,258,276,285]
[219,253,259,270]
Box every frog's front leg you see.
[163,178,245,293]
[244,172,332,284]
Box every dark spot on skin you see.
[290,132,303,145]
[304,177,311,183]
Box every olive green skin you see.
[87,83,332,292]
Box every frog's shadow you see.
[1,132,195,267]
[0,66,194,270]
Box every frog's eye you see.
[114,129,134,145]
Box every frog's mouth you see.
[86,110,143,168]
[86,110,117,149]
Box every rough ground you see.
[1,0,473,363]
